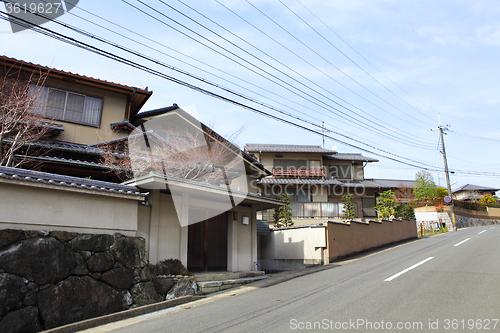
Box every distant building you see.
[452,184,499,201]
[244,144,380,225]
[368,179,415,202]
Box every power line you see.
[122,0,406,142]
[0,10,447,172]
[295,0,500,136]
[157,0,429,147]
[279,0,436,124]
[57,0,431,150]
[119,0,435,149]
[214,0,435,137]
[175,0,435,148]
[243,0,434,128]
[449,130,500,143]
[3,4,496,177]
[12,3,434,160]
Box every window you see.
[362,197,377,217]
[288,187,311,202]
[274,159,308,170]
[30,85,102,126]
[328,164,352,179]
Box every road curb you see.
[44,265,337,333]
[45,239,424,332]
[44,295,204,333]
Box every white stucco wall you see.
[261,226,326,261]
[235,206,254,271]
[139,191,184,265]
[0,181,141,236]
[415,212,439,222]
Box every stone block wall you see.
[0,229,165,332]
[455,215,500,228]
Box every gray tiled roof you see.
[34,141,102,154]
[369,179,416,188]
[258,178,382,188]
[323,153,378,162]
[135,104,179,119]
[0,166,144,197]
[245,144,335,154]
[336,180,383,189]
[452,184,499,193]
[0,55,148,91]
[257,220,271,235]
[29,156,109,169]
[259,178,340,185]
[270,223,325,231]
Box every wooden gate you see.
[187,210,228,272]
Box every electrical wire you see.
[0,9,447,172]
[278,0,436,124]
[26,0,433,151]
[214,0,436,138]
[175,0,436,147]
[119,0,436,149]
[295,0,500,136]
[2,3,496,177]
[243,0,434,127]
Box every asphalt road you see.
[92,226,500,333]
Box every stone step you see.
[196,275,269,294]
[193,270,265,282]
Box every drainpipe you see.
[324,224,330,265]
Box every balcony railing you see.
[258,202,367,220]
[272,168,325,179]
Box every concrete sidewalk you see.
[46,238,422,333]
[45,264,337,333]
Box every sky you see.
[1,0,499,191]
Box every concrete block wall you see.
[327,218,417,260]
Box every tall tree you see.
[99,127,245,184]
[435,187,449,198]
[274,193,293,228]
[413,170,437,199]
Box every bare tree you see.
[99,126,246,185]
[0,65,52,167]
[396,181,414,202]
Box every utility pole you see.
[432,123,457,231]
[322,122,325,148]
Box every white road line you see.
[454,238,471,247]
[384,257,434,282]
[490,227,495,229]
[479,230,486,234]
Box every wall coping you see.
[0,166,145,201]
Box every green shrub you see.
[148,259,192,276]
[395,203,414,219]
[454,200,487,211]
[375,190,396,219]
[341,195,356,222]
